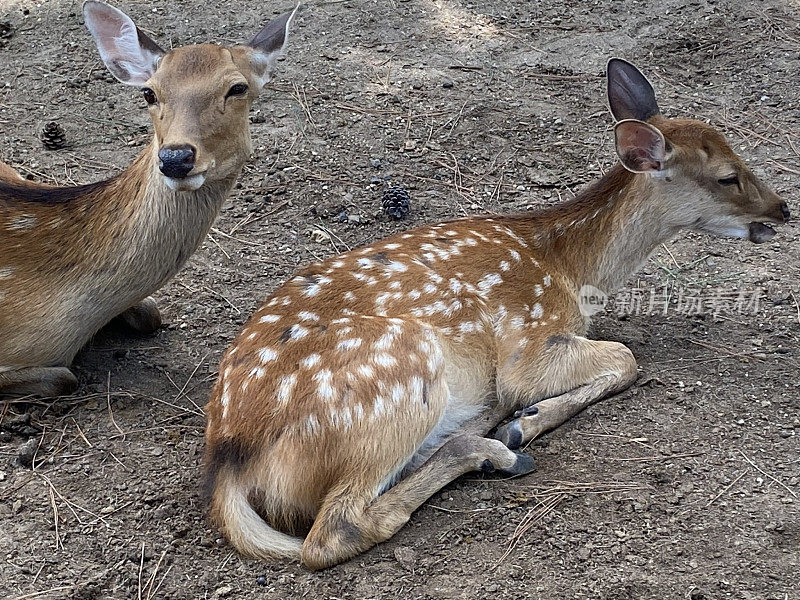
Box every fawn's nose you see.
[158,145,196,179]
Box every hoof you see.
[480,459,496,473]
[504,451,536,476]
[513,405,538,418]
[494,420,523,450]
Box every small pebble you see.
[442,80,454,88]
[256,575,268,586]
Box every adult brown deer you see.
[204,59,789,569]
[0,1,297,396]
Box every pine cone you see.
[41,121,67,150]
[382,186,411,220]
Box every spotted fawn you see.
[204,59,789,569]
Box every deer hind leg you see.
[301,433,534,570]
[0,367,78,397]
[117,296,162,333]
[495,335,638,449]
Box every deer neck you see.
[530,164,679,295]
[76,140,237,288]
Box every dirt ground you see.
[1,0,799,598]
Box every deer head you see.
[83,1,297,191]
[608,58,789,243]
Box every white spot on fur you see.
[260,314,281,323]
[391,383,404,404]
[298,311,319,322]
[534,284,544,297]
[531,303,544,319]
[373,353,397,368]
[384,243,401,250]
[286,324,309,341]
[477,273,502,294]
[408,289,422,300]
[543,274,552,286]
[499,260,510,271]
[357,364,375,378]
[0,266,14,279]
[344,291,356,301]
[300,354,321,368]
[337,338,363,352]
[386,260,407,273]
[258,348,278,363]
[314,369,335,401]
[509,249,521,261]
[303,276,332,297]
[276,374,297,405]
[373,331,396,351]
[337,326,353,336]
[249,366,266,379]
[373,395,386,418]
[423,283,437,294]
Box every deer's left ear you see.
[246,6,299,88]
[614,119,669,173]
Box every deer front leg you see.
[117,296,162,334]
[0,367,78,397]
[495,335,637,449]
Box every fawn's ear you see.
[607,58,660,122]
[614,119,668,173]
[83,1,164,86]
[245,5,299,88]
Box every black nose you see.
[781,202,791,222]
[158,145,196,179]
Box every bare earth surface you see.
[1,0,799,598]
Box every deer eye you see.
[141,87,157,105]
[225,83,249,98]
[718,174,739,186]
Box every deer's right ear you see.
[607,58,660,122]
[83,1,164,86]
[614,120,668,173]
[246,5,299,88]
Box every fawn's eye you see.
[142,87,157,105]
[718,174,739,186]
[226,83,249,98]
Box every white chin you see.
[164,173,206,191]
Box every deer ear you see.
[614,120,668,173]
[246,5,299,88]
[607,58,660,122]
[83,1,164,86]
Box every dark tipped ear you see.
[247,5,299,88]
[607,58,660,122]
[614,119,668,173]
[83,1,164,86]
